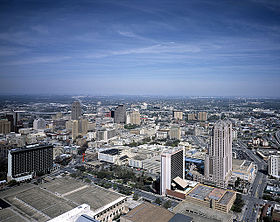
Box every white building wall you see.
[160,153,171,195]
[269,155,279,178]
[98,153,116,163]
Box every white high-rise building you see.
[160,148,185,195]
[204,120,232,188]
[33,118,46,130]
[268,155,280,178]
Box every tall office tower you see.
[204,120,232,188]
[198,112,208,121]
[160,148,185,195]
[187,113,196,121]
[173,111,183,120]
[33,118,46,130]
[72,119,88,139]
[79,118,88,135]
[6,114,15,132]
[268,155,280,178]
[6,111,24,133]
[71,101,82,120]
[130,110,141,125]
[114,105,126,124]
[169,126,181,140]
[7,144,53,182]
[0,119,11,134]
[72,120,79,139]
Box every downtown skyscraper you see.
[71,101,82,120]
[114,105,126,124]
[204,120,232,188]
[160,148,185,195]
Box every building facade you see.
[169,126,181,140]
[173,111,183,120]
[197,112,207,121]
[72,118,88,139]
[129,110,141,125]
[268,155,280,178]
[187,113,196,121]
[161,148,185,195]
[204,120,232,188]
[7,144,53,182]
[114,105,126,124]
[71,101,82,120]
[0,119,11,134]
[33,118,46,130]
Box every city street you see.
[237,140,269,222]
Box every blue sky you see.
[0,0,280,97]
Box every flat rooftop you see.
[218,191,235,205]
[100,148,119,155]
[0,208,26,222]
[208,188,226,201]
[0,184,76,221]
[122,202,174,222]
[188,184,214,201]
[173,200,233,222]
[41,176,124,211]
[232,159,253,172]
[10,143,53,153]
[0,176,125,221]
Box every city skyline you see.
[0,0,280,97]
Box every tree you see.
[263,194,274,201]
[163,200,171,209]
[7,180,18,187]
[113,184,118,190]
[70,173,77,178]
[154,197,162,205]
[133,193,139,200]
[124,124,138,129]
[84,178,91,183]
[231,194,244,212]
[235,178,241,187]
[263,216,272,222]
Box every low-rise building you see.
[121,202,178,222]
[185,184,236,213]
[232,159,256,183]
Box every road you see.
[237,140,268,222]
[134,189,179,208]
[242,171,267,222]
[236,140,267,170]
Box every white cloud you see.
[1,56,71,66]
[85,42,201,59]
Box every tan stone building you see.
[173,111,183,120]
[197,112,207,121]
[0,119,11,134]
